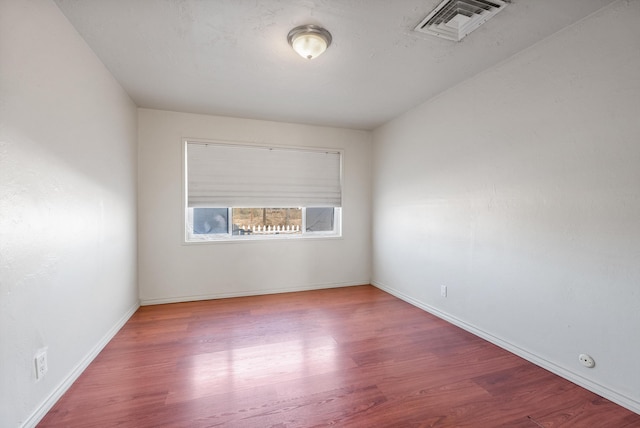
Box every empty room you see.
[1,0,639,426]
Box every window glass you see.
[187,207,339,241]
[232,208,302,235]
[193,208,228,234]
[306,208,334,232]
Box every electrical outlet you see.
[578,353,595,368]
[35,349,48,380]
[440,285,447,297]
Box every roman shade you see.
[186,141,342,208]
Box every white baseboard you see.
[22,302,140,428]
[372,280,640,415]
[139,281,369,306]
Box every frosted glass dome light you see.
[287,25,332,60]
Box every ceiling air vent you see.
[415,0,509,42]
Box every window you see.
[184,140,342,241]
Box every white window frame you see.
[183,139,343,243]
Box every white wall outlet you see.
[440,285,447,297]
[578,353,595,368]
[35,349,48,380]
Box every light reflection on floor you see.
[178,335,346,404]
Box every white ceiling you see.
[54,0,616,130]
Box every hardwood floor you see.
[39,285,640,427]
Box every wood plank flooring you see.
[39,285,640,427]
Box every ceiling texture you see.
[54,0,616,130]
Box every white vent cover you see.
[415,0,509,41]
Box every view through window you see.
[190,207,336,238]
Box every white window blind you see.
[186,141,342,208]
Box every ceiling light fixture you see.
[287,24,332,60]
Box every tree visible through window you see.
[232,208,302,235]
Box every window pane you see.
[232,208,302,235]
[306,207,334,232]
[193,208,228,234]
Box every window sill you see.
[184,233,342,245]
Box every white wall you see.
[138,109,371,304]
[0,1,139,427]
[372,0,640,413]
